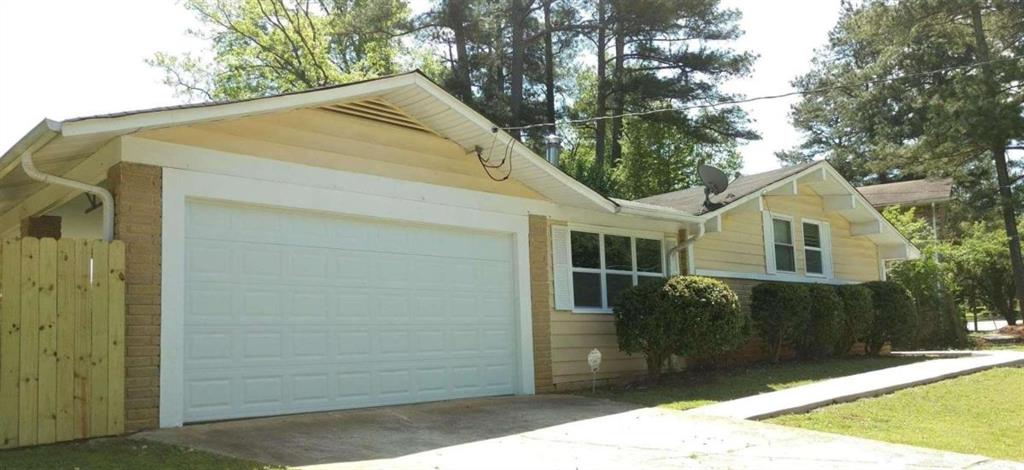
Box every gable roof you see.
[637,160,920,259]
[857,178,954,208]
[0,71,700,224]
[636,161,819,215]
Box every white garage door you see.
[182,201,519,422]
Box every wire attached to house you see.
[498,57,1024,132]
[477,127,513,181]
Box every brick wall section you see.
[527,215,554,392]
[20,215,62,238]
[108,162,163,432]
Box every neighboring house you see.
[0,72,917,432]
[856,178,954,238]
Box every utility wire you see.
[499,56,1024,132]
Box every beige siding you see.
[136,108,547,201]
[541,220,680,389]
[694,185,880,282]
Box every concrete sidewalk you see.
[139,395,1023,469]
[685,350,1024,420]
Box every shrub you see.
[750,282,810,363]
[794,284,843,359]
[834,284,874,356]
[862,281,918,354]
[614,276,746,380]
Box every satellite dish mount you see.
[698,164,730,212]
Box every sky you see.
[0,0,841,174]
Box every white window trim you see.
[567,225,666,314]
[801,218,828,278]
[769,213,797,274]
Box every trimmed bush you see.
[862,281,918,355]
[750,282,810,363]
[834,284,874,356]
[614,276,747,380]
[794,284,843,359]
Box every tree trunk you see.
[594,0,608,190]
[610,1,625,166]
[542,0,556,135]
[509,0,526,140]
[645,353,663,382]
[447,0,472,104]
[971,4,1024,317]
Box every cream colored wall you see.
[695,184,880,283]
[136,108,547,201]
[546,220,683,388]
[45,193,104,239]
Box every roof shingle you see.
[635,161,819,215]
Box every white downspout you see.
[21,150,114,241]
[666,223,706,276]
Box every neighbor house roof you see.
[856,178,954,208]
[635,161,819,216]
[0,71,701,225]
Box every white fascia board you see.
[0,119,62,178]
[613,199,702,224]
[60,74,422,137]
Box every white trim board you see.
[159,167,537,427]
[123,136,689,234]
[694,269,858,285]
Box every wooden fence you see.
[0,238,126,448]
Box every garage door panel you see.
[183,201,519,422]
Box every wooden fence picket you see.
[0,237,125,447]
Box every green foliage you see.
[750,282,810,363]
[149,0,411,101]
[862,281,918,354]
[834,284,874,356]
[794,284,843,359]
[614,276,746,380]
[947,221,1019,325]
[883,206,966,349]
[781,0,1024,184]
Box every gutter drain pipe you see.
[666,224,705,276]
[21,150,114,241]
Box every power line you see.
[499,57,1024,132]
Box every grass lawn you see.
[582,356,924,411]
[0,437,279,470]
[767,367,1024,462]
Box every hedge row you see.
[750,280,918,360]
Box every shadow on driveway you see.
[136,395,641,467]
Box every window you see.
[772,218,796,272]
[570,230,664,311]
[803,222,824,275]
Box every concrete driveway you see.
[138,395,1019,469]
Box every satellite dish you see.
[698,164,730,211]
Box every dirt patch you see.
[997,325,1024,337]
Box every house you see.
[857,177,954,239]
[0,71,917,433]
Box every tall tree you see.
[150,0,411,101]
[783,0,1024,308]
[567,0,756,197]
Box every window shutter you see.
[762,211,776,274]
[551,225,572,310]
[665,237,680,275]
[821,221,833,278]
